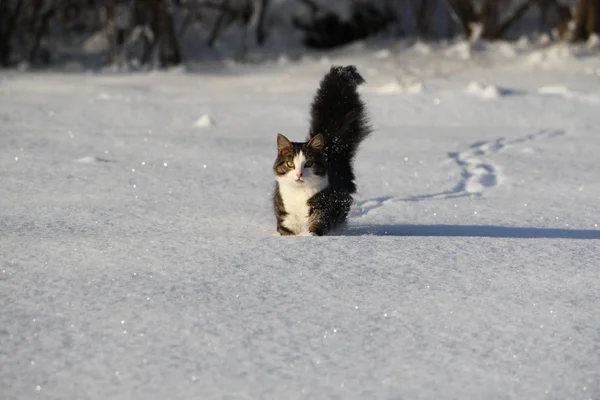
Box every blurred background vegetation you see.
[0,0,598,69]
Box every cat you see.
[272,65,371,236]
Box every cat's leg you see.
[277,224,295,236]
[308,189,352,236]
[274,185,295,236]
[276,211,295,235]
[308,221,326,236]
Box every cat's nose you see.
[296,172,303,179]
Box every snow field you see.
[1,40,600,399]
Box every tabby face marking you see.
[273,134,327,187]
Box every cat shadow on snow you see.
[336,223,600,239]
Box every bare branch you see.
[442,0,476,38]
[0,0,25,65]
[29,4,55,64]
[495,0,535,39]
[207,0,230,47]
[256,0,269,45]
[417,0,431,36]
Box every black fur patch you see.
[308,65,371,194]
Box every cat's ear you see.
[307,134,324,151]
[277,134,292,153]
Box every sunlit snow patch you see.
[375,79,424,94]
[538,86,600,104]
[498,42,517,58]
[538,86,570,95]
[194,115,216,128]
[376,79,403,94]
[412,41,431,55]
[465,81,501,99]
[587,33,600,50]
[277,54,290,65]
[445,41,472,60]
[76,156,113,163]
[527,44,574,66]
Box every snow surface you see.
[1,41,600,400]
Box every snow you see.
[375,78,405,94]
[194,114,217,128]
[465,81,502,99]
[1,41,600,399]
[375,79,424,95]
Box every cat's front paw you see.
[297,231,317,236]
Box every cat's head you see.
[273,133,327,187]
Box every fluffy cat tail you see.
[308,65,371,193]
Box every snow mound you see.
[498,42,517,58]
[527,44,574,66]
[277,54,290,65]
[516,36,531,50]
[376,79,403,94]
[465,81,501,99]
[587,34,600,50]
[165,65,187,74]
[445,41,472,60]
[407,81,424,94]
[375,79,424,94]
[538,33,552,46]
[194,115,216,128]
[412,41,431,55]
[444,23,488,60]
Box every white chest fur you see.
[276,151,329,235]
[278,183,322,234]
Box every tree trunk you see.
[454,0,479,39]
[586,0,600,36]
[572,0,600,42]
[256,0,269,45]
[29,4,55,64]
[144,0,181,67]
[555,3,572,40]
[207,0,230,47]
[0,0,25,66]
[480,0,499,39]
[495,0,534,40]
[157,0,181,66]
[416,0,432,37]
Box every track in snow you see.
[353,130,565,218]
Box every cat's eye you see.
[304,161,313,168]
[286,161,295,168]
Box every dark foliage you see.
[0,0,590,69]
[293,1,395,49]
[572,0,600,41]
